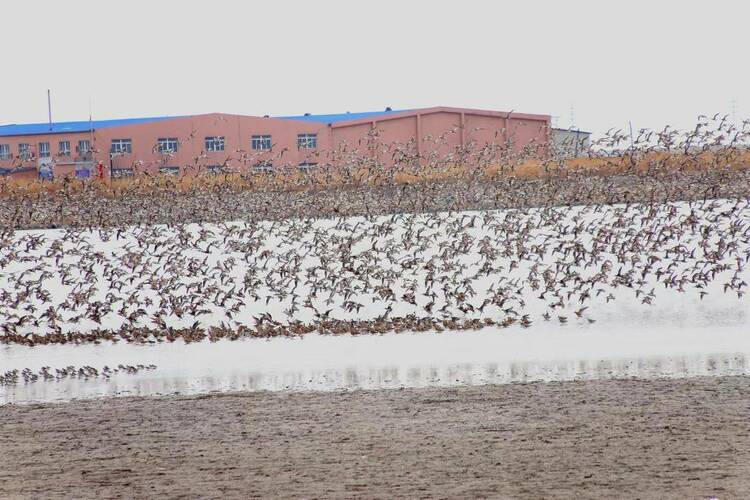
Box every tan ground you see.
[1,376,749,499]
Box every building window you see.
[251,135,272,150]
[18,143,30,159]
[58,141,71,157]
[159,166,180,176]
[110,139,132,154]
[298,161,318,171]
[0,144,10,160]
[77,140,91,154]
[252,160,273,173]
[38,142,51,158]
[205,136,225,152]
[297,133,317,149]
[158,138,179,153]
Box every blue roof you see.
[0,116,182,137]
[277,110,409,124]
[0,110,412,137]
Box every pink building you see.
[0,107,550,179]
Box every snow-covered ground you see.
[1,198,749,403]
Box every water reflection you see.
[2,352,747,405]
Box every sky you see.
[0,0,747,137]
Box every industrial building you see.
[0,107,551,179]
[551,128,592,158]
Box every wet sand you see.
[2,376,749,499]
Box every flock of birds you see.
[0,364,157,386]
[0,118,747,360]
[0,193,747,349]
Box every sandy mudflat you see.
[1,377,749,499]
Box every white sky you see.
[1,0,747,136]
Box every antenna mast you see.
[569,105,575,130]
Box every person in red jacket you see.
[97,161,104,180]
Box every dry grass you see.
[1,150,749,199]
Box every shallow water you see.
[2,322,749,405]
[1,200,749,404]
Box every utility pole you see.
[89,96,94,156]
[47,89,53,130]
[628,121,634,149]
[89,96,95,177]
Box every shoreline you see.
[2,375,748,498]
